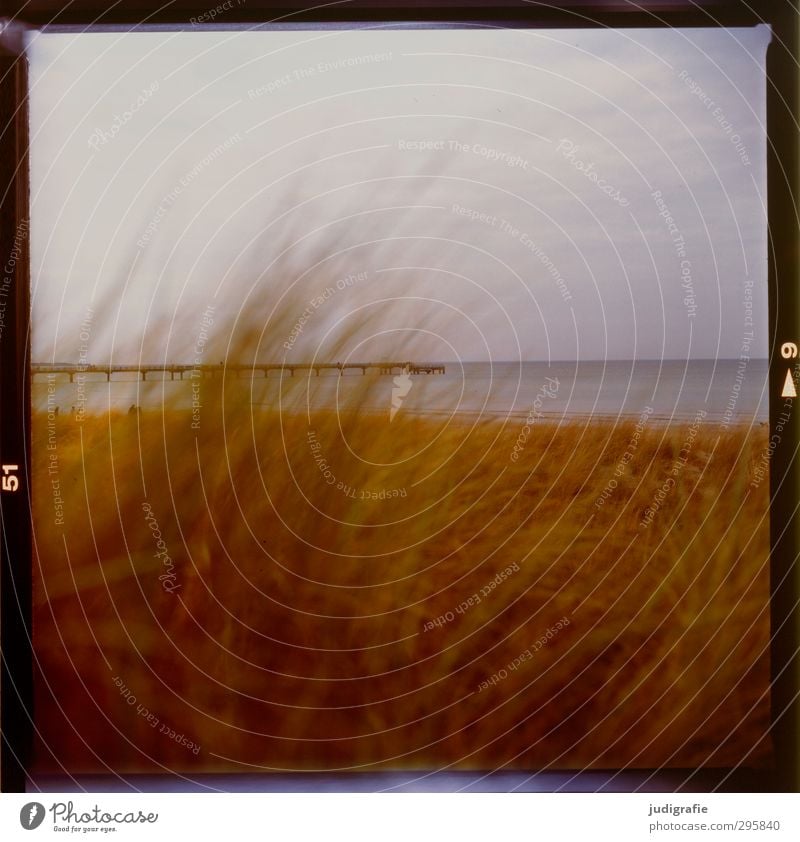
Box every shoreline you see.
[31,405,769,427]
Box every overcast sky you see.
[28,25,770,364]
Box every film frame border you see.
[0,0,797,793]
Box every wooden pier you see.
[31,361,446,382]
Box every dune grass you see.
[31,399,770,773]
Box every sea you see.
[31,359,769,425]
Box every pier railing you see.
[31,361,446,382]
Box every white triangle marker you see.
[782,368,797,398]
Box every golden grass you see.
[31,401,771,773]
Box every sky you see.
[27,24,771,364]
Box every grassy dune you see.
[31,401,771,773]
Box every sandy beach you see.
[31,404,771,773]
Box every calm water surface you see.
[31,359,769,424]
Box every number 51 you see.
[1,464,19,492]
